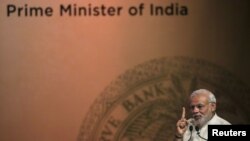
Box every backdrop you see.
[1,1,250,141]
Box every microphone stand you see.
[188,126,193,141]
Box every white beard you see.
[193,113,213,128]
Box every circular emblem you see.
[78,57,250,141]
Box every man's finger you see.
[181,107,185,119]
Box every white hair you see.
[190,89,216,103]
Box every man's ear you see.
[210,103,216,112]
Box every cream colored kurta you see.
[183,114,231,141]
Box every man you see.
[174,89,230,141]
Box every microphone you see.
[188,126,193,141]
[195,126,207,140]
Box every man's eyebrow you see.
[190,103,206,106]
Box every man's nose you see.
[192,107,199,113]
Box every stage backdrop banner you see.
[1,1,250,141]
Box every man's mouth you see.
[194,115,202,120]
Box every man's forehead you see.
[190,94,208,104]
